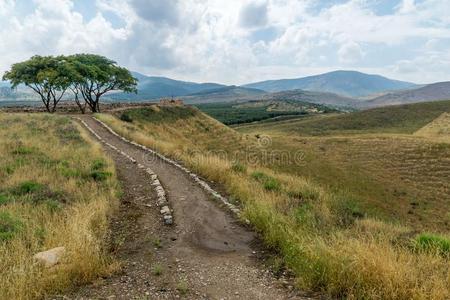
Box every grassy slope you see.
[99,106,450,299]
[240,99,450,136]
[0,113,119,299]
[238,100,450,231]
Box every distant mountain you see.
[362,82,450,108]
[243,70,417,97]
[260,89,358,109]
[108,72,225,100]
[182,86,266,104]
[0,81,37,101]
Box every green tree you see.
[2,55,72,113]
[68,54,137,113]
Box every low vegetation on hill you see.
[0,114,119,299]
[99,105,450,299]
[241,99,450,136]
[195,101,335,125]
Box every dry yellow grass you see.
[0,113,120,299]
[98,107,450,299]
[415,112,450,142]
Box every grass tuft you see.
[414,233,450,257]
[0,211,23,242]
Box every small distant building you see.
[159,98,184,106]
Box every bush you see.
[89,159,112,181]
[10,181,67,206]
[91,159,107,171]
[251,171,269,181]
[90,171,112,182]
[251,171,281,191]
[414,233,450,257]
[12,181,45,195]
[0,212,23,242]
[231,162,247,173]
[264,178,281,191]
[120,113,133,123]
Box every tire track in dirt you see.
[64,115,313,300]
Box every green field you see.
[195,101,335,125]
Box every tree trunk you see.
[74,94,86,114]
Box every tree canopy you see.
[2,54,137,113]
[3,55,72,113]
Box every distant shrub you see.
[91,159,107,171]
[89,159,111,181]
[251,171,281,191]
[120,113,133,123]
[10,181,67,206]
[60,167,82,178]
[264,178,281,191]
[12,181,45,195]
[0,212,23,242]
[90,171,112,182]
[251,171,268,181]
[414,233,450,257]
[231,162,247,173]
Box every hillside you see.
[259,89,359,108]
[97,105,450,299]
[241,99,450,136]
[107,72,225,100]
[182,85,266,104]
[363,81,450,108]
[243,70,417,97]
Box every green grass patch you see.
[119,112,133,123]
[251,171,281,191]
[12,181,46,195]
[231,162,247,173]
[12,145,35,155]
[0,211,23,242]
[414,233,450,257]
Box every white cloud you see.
[338,41,363,64]
[239,1,268,28]
[0,0,450,84]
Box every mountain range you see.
[242,70,417,98]
[2,70,450,110]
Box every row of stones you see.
[93,117,241,217]
[76,117,173,225]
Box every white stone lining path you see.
[75,117,174,225]
[92,116,242,217]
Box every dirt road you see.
[63,116,312,300]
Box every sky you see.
[0,0,449,85]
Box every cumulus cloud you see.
[338,41,363,64]
[239,1,268,28]
[0,0,450,84]
[130,0,180,25]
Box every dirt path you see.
[63,115,313,300]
